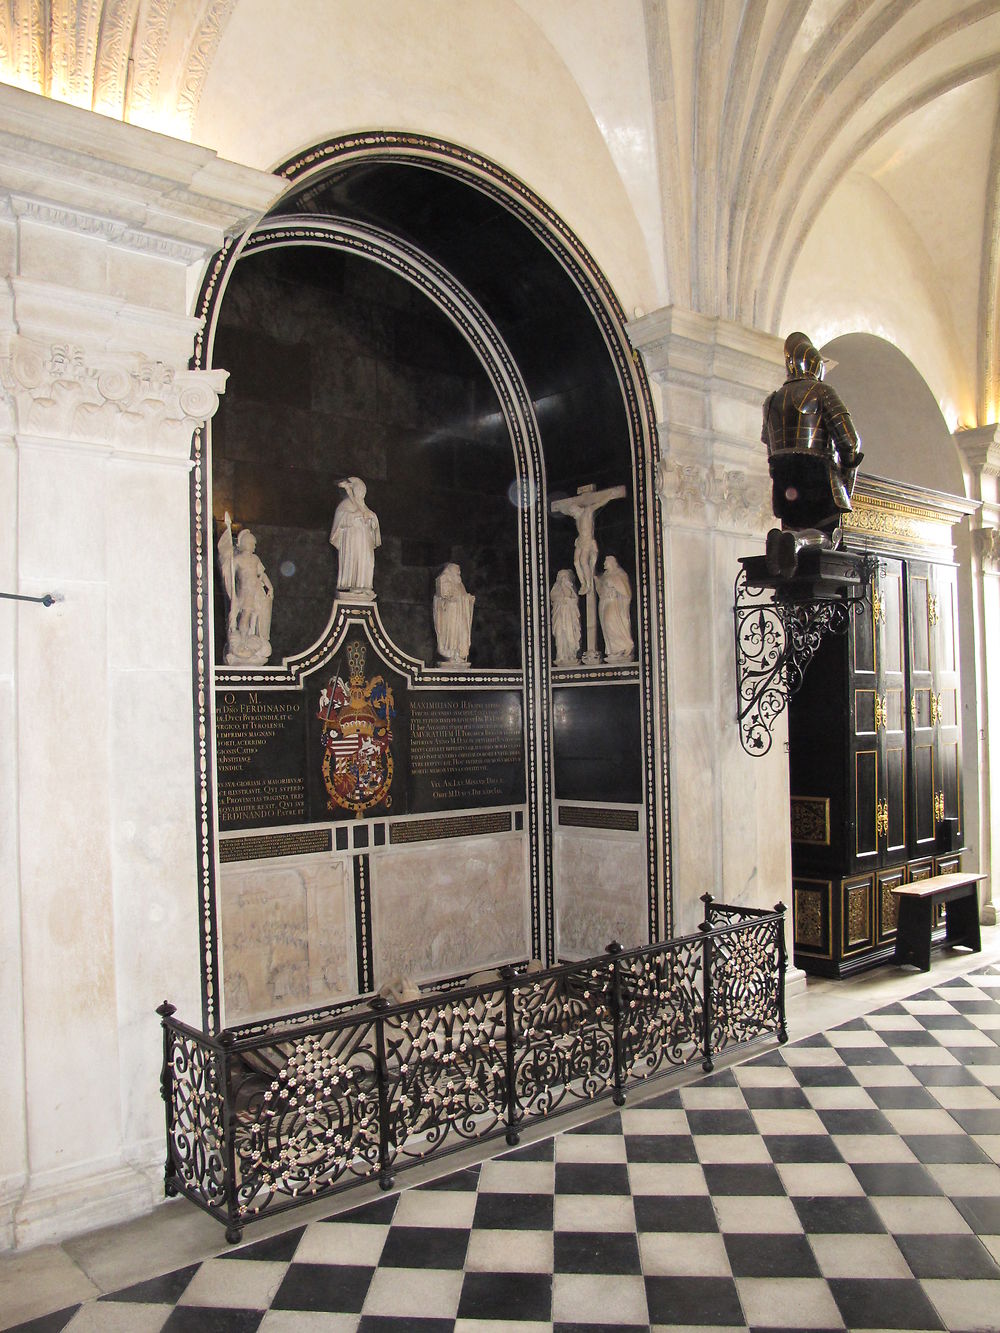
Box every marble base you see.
[554,828,647,958]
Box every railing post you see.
[700,891,714,930]
[370,997,395,1190]
[699,919,714,1072]
[218,1030,243,1244]
[774,901,789,1044]
[499,965,520,1145]
[606,941,627,1106]
[156,1001,178,1199]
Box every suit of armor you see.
[762,333,863,537]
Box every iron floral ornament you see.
[318,641,395,816]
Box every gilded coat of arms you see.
[318,641,395,816]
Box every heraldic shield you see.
[318,640,395,816]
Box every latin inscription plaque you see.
[408,690,525,812]
[216,691,308,830]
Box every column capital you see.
[628,305,783,399]
[955,423,1000,480]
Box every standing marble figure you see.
[433,562,475,666]
[595,556,634,662]
[330,476,381,599]
[217,513,274,666]
[551,568,582,665]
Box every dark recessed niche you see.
[211,244,521,668]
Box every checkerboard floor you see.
[9,965,1000,1332]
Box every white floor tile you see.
[477,1159,554,1193]
[553,1193,637,1231]
[555,1132,627,1162]
[177,1257,288,1308]
[713,1193,803,1234]
[808,1231,911,1279]
[735,1276,843,1328]
[627,1162,709,1195]
[831,1133,919,1163]
[776,1162,865,1196]
[639,1229,732,1275]
[872,1194,973,1233]
[693,1134,772,1164]
[361,1265,464,1317]
[920,1278,1000,1332]
[551,1271,649,1325]
[63,1304,174,1331]
[465,1227,553,1272]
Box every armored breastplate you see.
[764,380,829,456]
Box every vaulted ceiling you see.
[2,0,997,426]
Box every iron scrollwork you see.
[734,554,876,755]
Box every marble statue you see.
[330,476,381,599]
[550,482,627,665]
[551,568,581,665]
[595,555,634,663]
[217,513,274,666]
[762,331,864,577]
[433,562,475,666]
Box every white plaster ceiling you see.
[2,0,998,425]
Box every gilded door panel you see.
[843,875,874,953]
[793,879,832,957]
[885,742,906,857]
[913,742,935,848]
[877,866,905,940]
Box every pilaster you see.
[0,84,282,1250]
[629,307,789,937]
[956,424,1000,926]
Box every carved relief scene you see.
[200,150,662,1026]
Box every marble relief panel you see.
[220,856,355,1024]
[372,835,529,983]
[554,829,647,959]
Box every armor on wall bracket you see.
[733,549,877,756]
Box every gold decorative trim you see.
[843,876,873,952]
[790,796,830,846]
[845,490,960,553]
[793,880,832,956]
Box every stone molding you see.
[0,334,226,460]
[655,457,770,533]
[628,305,783,402]
[973,524,1000,571]
[955,423,1000,480]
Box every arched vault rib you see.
[979,87,1000,423]
[762,53,1000,335]
[734,1,999,325]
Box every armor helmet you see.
[784,331,825,381]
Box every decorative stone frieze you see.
[0,334,227,459]
[655,457,770,533]
[973,525,1000,571]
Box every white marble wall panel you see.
[553,828,647,959]
[372,836,529,984]
[220,856,356,1025]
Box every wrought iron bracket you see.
[734,549,877,756]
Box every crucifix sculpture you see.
[550,482,626,664]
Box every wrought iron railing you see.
[159,894,786,1241]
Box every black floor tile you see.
[271,1262,374,1313]
[554,1325,651,1333]
[817,1107,895,1135]
[724,1231,821,1277]
[333,1194,400,1221]
[915,1012,982,1029]
[702,1162,786,1195]
[950,998,1000,1013]
[699,1069,739,1086]
[740,1085,811,1110]
[910,1063,981,1086]
[5,1310,81,1333]
[161,1310,264,1332]
[99,1263,200,1304]
[644,1274,744,1326]
[865,1084,939,1109]
[378,1224,469,1268]
[457,1270,552,1321]
[837,1046,902,1066]
[639,1087,684,1108]
[472,1190,553,1229]
[793,1194,886,1233]
[747,1049,788,1067]
[566,1111,624,1135]
[553,1230,642,1274]
[796,1033,832,1047]
[791,1064,860,1087]
[501,1137,555,1160]
[415,1165,481,1191]
[686,1108,757,1135]
[954,1044,1000,1064]
[953,1195,1000,1234]
[633,1193,718,1232]
[828,1276,944,1329]
[946,1107,1000,1134]
[904,1132,993,1163]
[881,1027,945,1046]
[219,1226,305,1262]
[555,1162,631,1194]
[851,1162,943,1195]
[895,1231,1000,1278]
[764,1133,844,1162]
[624,1132,697,1162]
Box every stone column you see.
[628,307,789,938]
[0,85,282,1250]
[956,424,1000,926]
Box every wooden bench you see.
[892,872,985,972]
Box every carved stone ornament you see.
[655,458,770,533]
[0,336,226,457]
[973,525,1000,571]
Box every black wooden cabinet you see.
[787,484,970,977]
